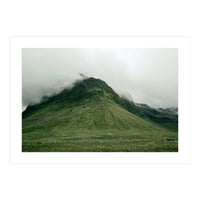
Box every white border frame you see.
[10,36,190,164]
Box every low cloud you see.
[22,48,178,109]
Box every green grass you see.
[22,129,178,152]
[22,100,178,152]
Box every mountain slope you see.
[22,77,178,152]
[23,77,178,131]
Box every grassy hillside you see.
[22,77,178,152]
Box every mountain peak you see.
[77,76,109,88]
[23,77,136,118]
[69,77,118,100]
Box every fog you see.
[22,48,178,110]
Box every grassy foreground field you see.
[22,131,178,152]
[22,129,178,152]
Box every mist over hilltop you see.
[22,48,178,110]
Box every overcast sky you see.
[22,48,178,110]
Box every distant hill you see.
[22,77,178,152]
[158,107,178,114]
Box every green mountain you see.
[22,77,178,152]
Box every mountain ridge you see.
[23,77,178,131]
